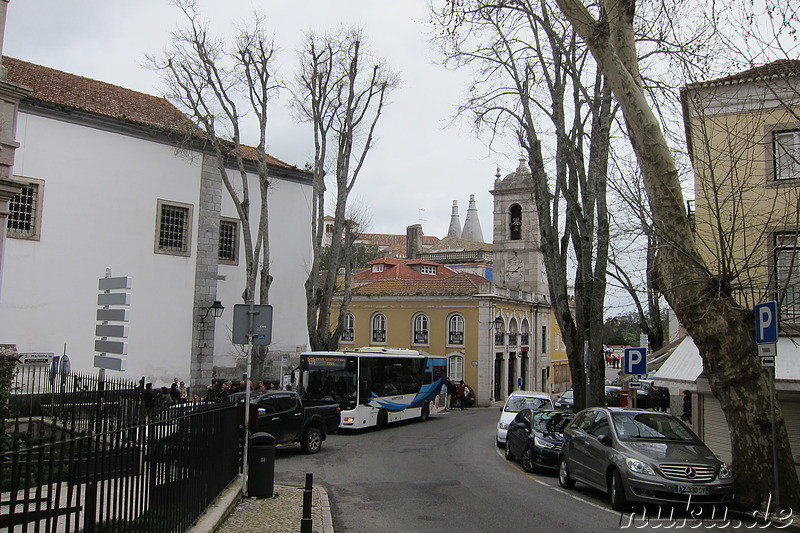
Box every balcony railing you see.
[414,331,429,344]
[341,329,354,342]
[449,331,464,345]
[372,330,386,343]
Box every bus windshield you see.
[303,355,359,408]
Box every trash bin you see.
[620,389,629,408]
[248,432,275,498]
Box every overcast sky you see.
[4,0,516,239]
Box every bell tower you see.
[490,159,546,295]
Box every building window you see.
[508,318,518,346]
[509,204,522,240]
[448,355,464,381]
[218,218,239,265]
[776,232,800,322]
[541,325,547,353]
[342,313,355,342]
[413,313,429,344]
[6,177,44,241]
[155,199,193,256]
[448,314,465,345]
[420,265,437,275]
[372,264,384,273]
[520,319,530,346]
[774,130,800,181]
[371,313,386,344]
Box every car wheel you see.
[521,447,536,473]
[504,442,515,461]
[420,403,430,422]
[376,409,388,431]
[558,456,575,489]
[609,469,627,511]
[301,427,322,454]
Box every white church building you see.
[0,57,313,389]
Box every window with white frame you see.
[448,355,464,381]
[774,130,800,180]
[372,264,384,273]
[520,319,530,346]
[420,265,437,275]
[155,199,193,256]
[342,313,355,342]
[776,232,800,322]
[218,218,239,264]
[413,313,429,344]
[371,313,387,343]
[448,314,464,345]
[6,177,44,240]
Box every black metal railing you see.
[341,329,354,342]
[448,332,464,345]
[372,330,386,343]
[414,331,428,344]
[2,365,242,532]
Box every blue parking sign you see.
[755,301,778,344]
[624,348,647,375]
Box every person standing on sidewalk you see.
[458,380,468,410]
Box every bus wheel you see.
[420,403,430,422]
[376,409,388,430]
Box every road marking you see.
[497,446,617,516]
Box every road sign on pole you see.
[624,347,647,375]
[755,301,778,344]
[94,268,129,372]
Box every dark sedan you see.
[558,407,734,511]
[504,409,574,472]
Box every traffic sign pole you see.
[755,301,780,506]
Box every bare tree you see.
[433,0,615,410]
[150,0,279,371]
[555,0,800,508]
[294,29,398,351]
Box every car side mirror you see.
[600,435,612,446]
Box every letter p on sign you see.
[624,348,647,375]
[755,301,778,344]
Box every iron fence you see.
[2,366,243,532]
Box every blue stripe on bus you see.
[368,378,446,412]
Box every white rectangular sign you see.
[95,324,128,338]
[758,343,777,358]
[94,355,126,371]
[98,276,132,290]
[95,340,128,355]
[97,308,129,322]
[98,293,130,306]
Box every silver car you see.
[558,407,734,510]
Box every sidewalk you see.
[188,476,334,533]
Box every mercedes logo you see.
[684,467,697,478]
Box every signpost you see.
[624,347,647,376]
[755,300,779,505]
[94,269,130,372]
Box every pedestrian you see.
[170,377,181,403]
[206,378,218,402]
[446,379,456,410]
[650,386,662,411]
[660,387,670,412]
[458,380,468,410]
[143,382,156,416]
[178,380,188,402]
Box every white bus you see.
[298,347,448,430]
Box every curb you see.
[187,475,243,533]
[319,484,335,533]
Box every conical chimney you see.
[461,194,484,242]
[447,200,462,238]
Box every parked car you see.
[505,409,574,472]
[554,389,574,410]
[558,407,734,511]
[496,390,554,446]
[250,391,341,454]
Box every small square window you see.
[6,177,44,241]
[155,199,193,256]
[774,130,800,181]
[372,264,384,273]
[420,265,437,275]
[218,218,239,265]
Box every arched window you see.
[372,313,387,344]
[413,313,429,345]
[508,318,518,346]
[341,313,355,342]
[448,354,464,381]
[520,318,530,346]
[448,314,465,345]
[509,204,522,240]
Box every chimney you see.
[447,200,462,238]
[461,194,484,242]
[406,224,422,259]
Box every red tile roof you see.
[357,257,455,282]
[4,57,303,171]
[351,272,487,297]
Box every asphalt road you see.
[271,407,767,533]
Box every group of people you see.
[446,379,470,410]
[648,385,670,412]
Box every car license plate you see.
[674,486,709,495]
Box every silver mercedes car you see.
[558,407,734,510]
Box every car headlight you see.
[719,462,733,479]
[534,436,557,449]
[625,457,655,476]
[499,422,509,430]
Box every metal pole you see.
[584,341,590,407]
[242,301,256,498]
[301,472,313,533]
[770,365,780,506]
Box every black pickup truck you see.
[248,391,340,454]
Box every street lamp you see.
[202,300,225,321]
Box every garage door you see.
[779,398,800,472]
[702,395,732,463]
